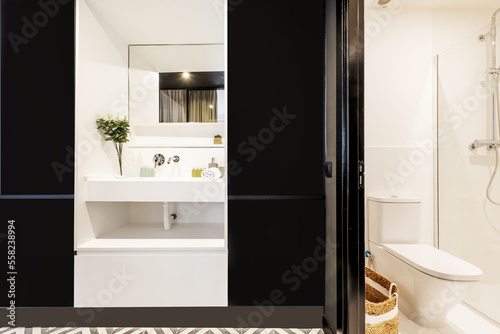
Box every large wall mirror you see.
[129,44,225,125]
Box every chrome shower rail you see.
[471,9,500,152]
[469,139,500,150]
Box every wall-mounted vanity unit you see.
[75,0,227,307]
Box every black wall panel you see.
[228,0,326,307]
[228,200,325,306]
[0,199,74,307]
[1,0,75,195]
[0,0,75,310]
[228,0,325,197]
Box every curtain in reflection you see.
[188,90,218,122]
[160,89,187,122]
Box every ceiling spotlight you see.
[182,72,190,78]
[378,0,392,5]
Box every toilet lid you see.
[383,244,483,281]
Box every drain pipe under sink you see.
[163,202,177,230]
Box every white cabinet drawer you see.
[75,251,227,307]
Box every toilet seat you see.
[383,243,483,281]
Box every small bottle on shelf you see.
[208,158,218,169]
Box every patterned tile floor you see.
[0,329,324,334]
[3,305,500,334]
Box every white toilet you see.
[367,195,483,329]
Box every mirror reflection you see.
[129,44,225,125]
[159,71,224,123]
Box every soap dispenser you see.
[208,158,218,169]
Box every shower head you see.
[370,0,392,7]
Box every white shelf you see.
[85,175,225,202]
[129,142,224,148]
[130,123,225,148]
[133,123,224,136]
[77,223,225,251]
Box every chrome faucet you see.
[167,155,180,164]
[153,154,165,169]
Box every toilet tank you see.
[368,196,421,245]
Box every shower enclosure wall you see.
[436,12,500,325]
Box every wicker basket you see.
[365,267,399,334]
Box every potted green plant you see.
[96,115,130,178]
[214,134,223,145]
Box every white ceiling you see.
[83,0,499,44]
[130,44,224,72]
[369,0,500,9]
[83,0,224,45]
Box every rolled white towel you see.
[201,167,221,180]
[201,169,214,180]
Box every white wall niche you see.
[75,0,227,307]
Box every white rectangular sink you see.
[85,175,225,202]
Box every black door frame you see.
[333,0,365,333]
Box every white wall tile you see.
[365,8,433,147]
